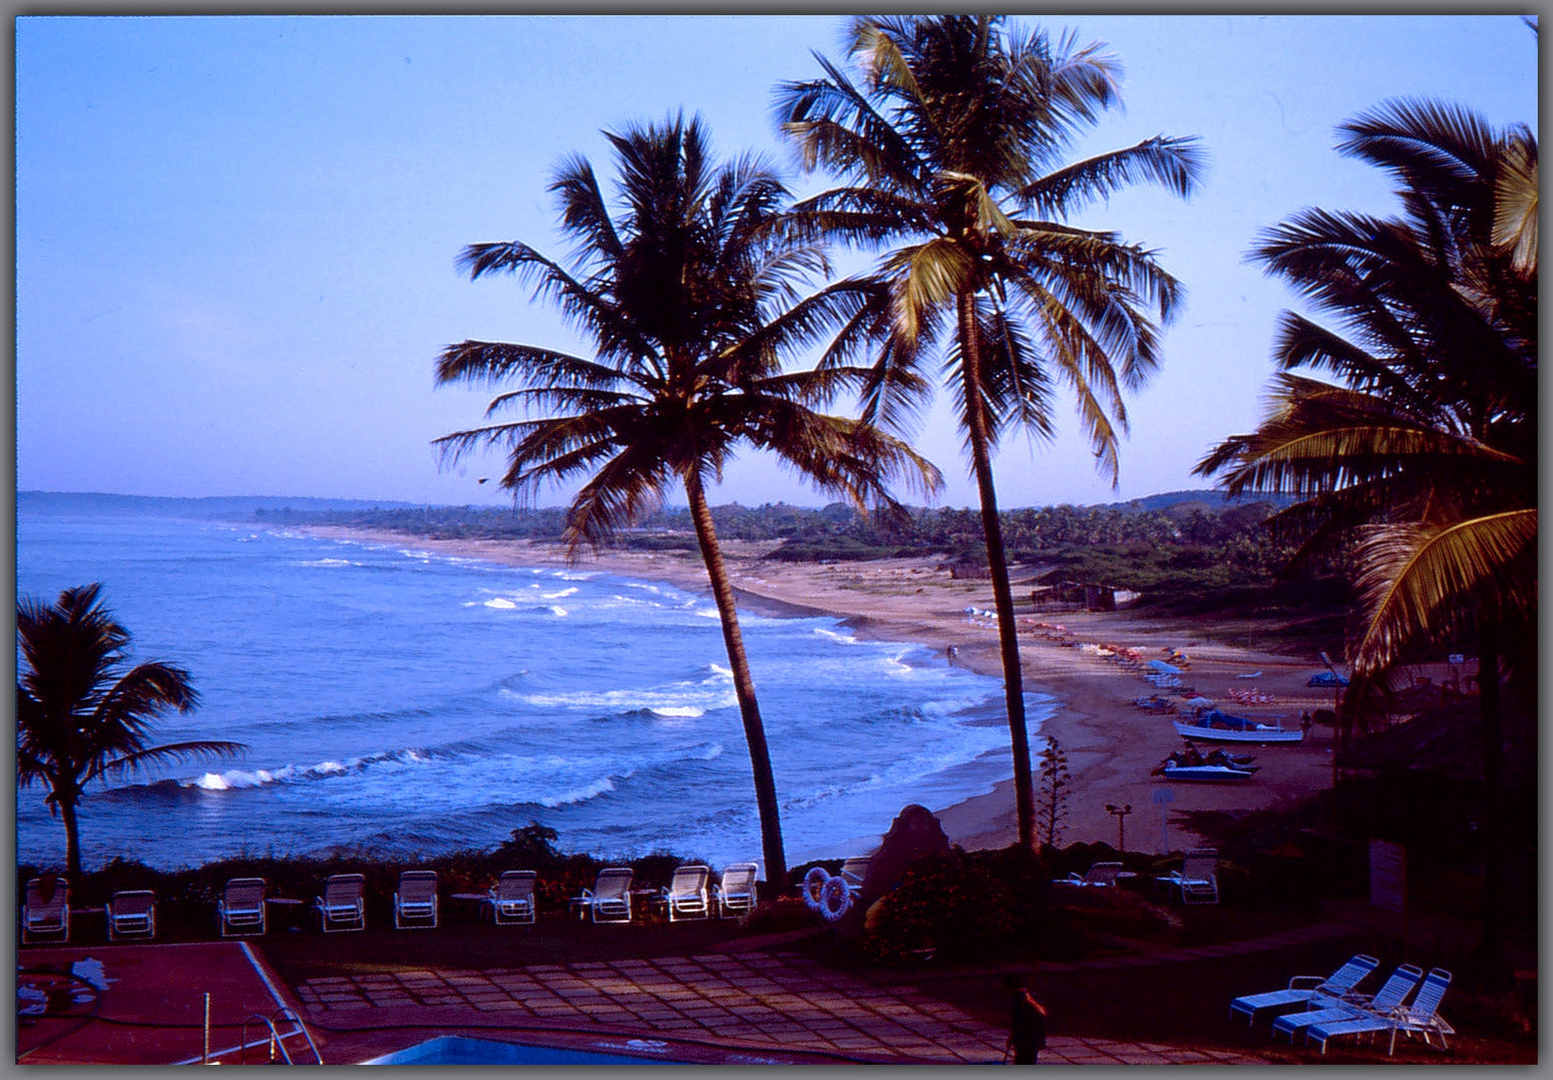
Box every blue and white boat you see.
[1172,709,1303,744]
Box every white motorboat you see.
[1173,710,1303,744]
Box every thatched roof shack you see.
[1030,570,1140,613]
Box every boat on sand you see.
[1173,709,1303,744]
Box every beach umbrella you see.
[1148,660,1182,675]
[1186,696,1215,709]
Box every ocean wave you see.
[298,557,358,568]
[482,597,517,609]
[504,672,737,716]
[542,586,578,600]
[169,746,437,793]
[549,605,568,617]
[535,776,615,808]
[813,627,858,645]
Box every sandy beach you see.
[304,526,1342,855]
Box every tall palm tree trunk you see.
[1473,612,1510,990]
[59,793,83,881]
[684,470,788,890]
[958,292,1037,850]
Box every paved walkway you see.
[294,948,1269,1064]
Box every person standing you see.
[1004,974,1047,1063]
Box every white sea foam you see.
[507,674,737,715]
[549,605,569,617]
[813,627,858,645]
[542,587,579,600]
[484,597,517,609]
[537,776,615,808]
[300,558,356,568]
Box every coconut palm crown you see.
[17,582,244,879]
[1195,99,1535,988]
[775,15,1204,848]
[1197,99,1536,704]
[434,114,942,886]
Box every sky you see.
[15,15,1539,511]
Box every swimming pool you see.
[362,1035,674,1065]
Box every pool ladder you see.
[238,1008,323,1064]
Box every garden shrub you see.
[859,851,1016,966]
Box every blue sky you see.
[15,15,1539,510]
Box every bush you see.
[859,851,1017,966]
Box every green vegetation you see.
[1035,739,1071,850]
[260,493,1352,643]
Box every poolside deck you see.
[20,938,1270,1064]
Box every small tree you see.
[1035,739,1071,850]
[17,583,244,879]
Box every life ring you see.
[802,866,830,912]
[820,875,853,922]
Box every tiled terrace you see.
[295,949,1268,1064]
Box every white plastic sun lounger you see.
[1053,861,1124,888]
[839,856,871,896]
[22,877,70,944]
[1272,963,1422,1043]
[661,865,711,922]
[393,870,439,929]
[1230,953,1380,1026]
[1307,968,1453,1055]
[574,867,633,924]
[713,863,758,918]
[219,877,268,938]
[1156,849,1219,905]
[489,870,538,925]
[107,890,157,941]
[315,873,367,933]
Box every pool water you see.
[362,1035,671,1064]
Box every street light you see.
[1104,803,1133,852]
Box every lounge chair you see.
[315,873,367,933]
[573,867,633,924]
[1053,861,1124,888]
[1307,968,1453,1056]
[393,870,438,929]
[839,856,871,896]
[713,863,758,918]
[218,877,268,937]
[661,865,710,922]
[488,870,537,925]
[1230,953,1380,1026]
[22,877,70,944]
[1272,963,1422,1043]
[107,890,157,941]
[1156,849,1219,905]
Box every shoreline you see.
[296,525,1342,856]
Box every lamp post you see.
[1104,803,1133,853]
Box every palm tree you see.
[1196,99,1536,986]
[775,15,1204,848]
[434,115,942,888]
[17,583,245,880]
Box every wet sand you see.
[301,527,1342,854]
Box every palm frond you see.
[1353,509,1538,674]
[1017,135,1206,215]
[89,740,249,784]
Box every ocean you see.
[16,492,1050,873]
